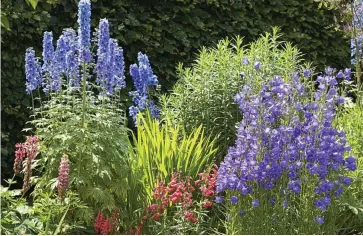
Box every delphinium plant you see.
[216,69,357,234]
[129,52,160,125]
[161,28,310,161]
[22,0,156,221]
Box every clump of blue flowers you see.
[129,52,160,125]
[216,69,356,233]
[25,0,159,119]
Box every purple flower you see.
[303,68,311,77]
[252,199,259,208]
[42,31,54,70]
[129,52,159,124]
[239,210,245,216]
[254,61,261,70]
[336,70,344,79]
[269,197,276,206]
[77,0,91,63]
[25,48,41,94]
[215,196,224,203]
[230,196,239,205]
[334,187,343,197]
[341,177,352,185]
[344,68,351,80]
[316,216,324,225]
[242,57,250,65]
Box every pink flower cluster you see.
[57,154,70,199]
[195,164,218,208]
[94,210,119,235]
[13,136,39,192]
[127,167,218,234]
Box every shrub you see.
[335,98,363,234]
[161,28,309,160]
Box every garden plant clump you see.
[1,0,363,235]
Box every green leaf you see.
[27,0,39,9]
[1,14,10,30]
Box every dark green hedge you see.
[1,0,349,181]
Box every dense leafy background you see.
[1,0,350,181]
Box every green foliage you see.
[30,86,130,213]
[129,111,217,202]
[0,185,90,235]
[335,101,363,234]
[161,29,308,159]
[1,0,350,181]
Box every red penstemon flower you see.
[127,168,219,234]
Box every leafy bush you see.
[1,184,90,235]
[335,100,363,234]
[128,111,217,202]
[31,89,130,212]
[161,28,309,159]
[216,69,356,234]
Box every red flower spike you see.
[152,213,160,221]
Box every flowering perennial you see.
[216,69,356,224]
[13,136,40,192]
[57,154,70,199]
[25,0,126,96]
[129,52,160,124]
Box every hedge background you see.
[1,0,349,182]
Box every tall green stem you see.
[78,63,87,179]
[81,64,87,128]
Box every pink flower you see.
[57,154,70,199]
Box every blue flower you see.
[254,61,261,70]
[344,68,351,80]
[77,0,91,63]
[252,199,259,208]
[303,68,311,77]
[230,196,239,205]
[242,57,250,65]
[129,52,159,124]
[42,31,54,71]
[239,210,245,216]
[215,196,224,203]
[336,70,344,79]
[316,216,324,225]
[25,48,42,94]
[269,197,276,206]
